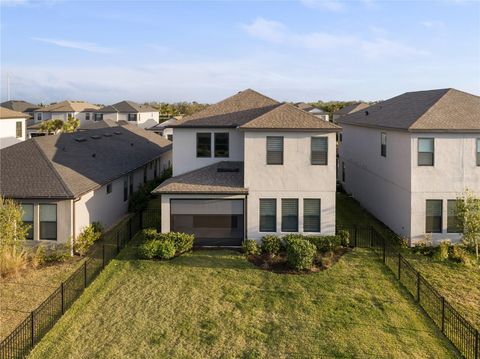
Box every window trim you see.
[196,132,212,158]
[214,132,229,158]
[281,198,298,232]
[425,199,442,234]
[266,136,284,165]
[39,204,57,241]
[303,198,321,233]
[21,203,34,240]
[381,132,387,158]
[311,137,328,165]
[15,121,22,138]
[418,138,435,166]
[128,113,138,122]
[259,198,277,233]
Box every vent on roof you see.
[103,133,112,137]
[90,135,101,139]
[364,110,369,116]
[114,131,122,135]
[217,167,240,173]
[74,137,87,142]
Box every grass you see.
[336,192,480,329]
[29,236,458,359]
[0,257,83,339]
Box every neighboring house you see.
[337,88,480,245]
[332,102,369,123]
[153,89,341,246]
[0,123,172,247]
[1,100,40,120]
[146,117,178,140]
[95,101,159,129]
[0,107,27,149]
[31,100,100,136]
[296,102,329,121]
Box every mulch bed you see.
[247,247,351,274]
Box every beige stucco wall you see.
[0,117,26,149]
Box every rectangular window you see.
[21,204,34,240]
[106,183,112,194]
[196,133,211,158]
[304,199,321,232]
[167,134,173,141]
[426,200,442,233]
[39,204,57,240]
[85,113,91,121]
[36,113,42,122]
[129,174,134,195]
[214,133,229,158]
[381,132,387,157]
[123,177,128,202]
[16,121,22,138]
[259,199,276,232]
[342,162,345,182]
[94,113,103,121]
[282,199,298,232]
[128,113,137,122]
[154,159,158,178]
[418,138,434,166]
[311,137,328,165]
[477,139,480,166]
[447,200,461,233]
[143,166,147,183]
[267,136,283,165]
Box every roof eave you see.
[238,127,341,132]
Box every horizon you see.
[1,0,479,104]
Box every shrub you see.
[160,232,194,254]
[0,246,28,277]
[450,245,472,266]
[261,235,281,256]
[337,230,350,247]
[433,241,450,262]
[74,224,103,256]
[138,240,160,259]
[156,239,176,259]
[282,234,304,250]
[31,245,46,268]
[44,245,71,263]
[307,235,341,252]
[128,168,172,213]
[285,238,316,270]
[142,228,159,241]
[242,239,260,255]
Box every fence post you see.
[354,227,357,247]
[416,272,421,302]
[475,329,478,359]
[30,311,34,347]
[441,296,445,333]
[116,234,120,254]
[61,282,65,314]
[102,244,106,268]
[370,226,373,247]
[382,236,386,263]
[398,253,401,280]
[84,261,87,288]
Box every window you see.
[21,204,34,240]
[381,132,387,157]
[311,137,328,165]
[339,133,343,142]
[447,200,461,233]
[477,139,480,166]
[39,204,56,240]
[342,162,345,182]
[154,159,158,178]
[196,133,211,158]
[123,177,128,202]
[143,166,148,183]
[94,113,103,121]
[85,113,91,121]
[426,200,442,233]
[167,134,173,141]
[267,136,283,165]
[36,113,42,122]
[129,174,134,195]
[214,133,229,158]
[282,199,298,232]
[418,138,434,166]
[16,121,22,138]
[259,199,276,232]
[128,113,137,122]
[304,199,321,232]
[106,183,112,194]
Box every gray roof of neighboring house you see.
[1,100,40,113]
[147,118,178,130]
[79,118,119,130]
[337,89,480,132]
[173,89,340,131]
[1,124,172,199]
[153,161,247,194]
[0,106,27,119]
[296,102,325,114]
[96,100,157,114]
[333,103,369,116]
[36,100,100,113]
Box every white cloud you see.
[32,37,114,54]
[300,0,346,12]
[241,18,286,43]
[421,20,446,29]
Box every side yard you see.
[29,236,458,358]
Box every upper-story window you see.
[214,133,229,158]
[381,132,387,157]
[94,113,103,122]
[16,122,22,138]
[418,138,434,166]
[36,113,42,122]
[85,113,91,121]
[196,133,211,158]
[476,139,480,166]
[128,113,137,122]
[266,136,283,165]
[311,137,328,165]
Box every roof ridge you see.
[32,139,75,198]
[408,88,451,130]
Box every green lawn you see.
[336,192,480,329]
[29,237,458,358]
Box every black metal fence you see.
[0,209,162,359]
[338,225,479,359]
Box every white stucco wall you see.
[172,128,244,176]
[244,130,337,239]
[138,111,159,129]
[0,117,26,149]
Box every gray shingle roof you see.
[1,124,171,199]
[1,100,40,114]
[97,101,157,114]
[153,161,247,194]
[333,103,369,116]
[337,89,480,132]
[36,101,100,113]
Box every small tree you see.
[39,119,64,135]
[0,196,29,248]
[62,115,80,133]
[456,189,480,260]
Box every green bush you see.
[285,238,316,270]
[307,235,341,252]
[128,167,172,212]
[433,241,450,262]
[450,246,472,266]
[261,235,281,256]
[138,240,159,259]
[74,224,103,256]
[337,230,350,247]
[242,239,260,255]
[282,234,304,250]
[156,239,176,259]
[44,244,71,263]
[138,231,193,259]
[160,232,194,254]
[142,228,159,241]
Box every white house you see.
[296,102,330,122]
[337,88,480,245]
[153,89,340,246]
[0,107,27,149]
[146,117,178,141]
[95,101,159,129]
[0,123,172,247]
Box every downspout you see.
[72,197,81,254]
[244,193,248,242]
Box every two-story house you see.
[0,107,27,149]
[337,88,480,245]
[94,101,159,129]
[153,89,340,246]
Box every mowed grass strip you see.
[29,243,458,358]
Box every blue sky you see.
[1,0,479,104]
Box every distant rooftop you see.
[37,100,100,113]
[0,106,27,119]
[96,100,157,114]
[1,100,40,114]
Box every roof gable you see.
[333,103,369,116]
[97,101,157,114]
[1,100,39,113]
[0,106,27,119]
